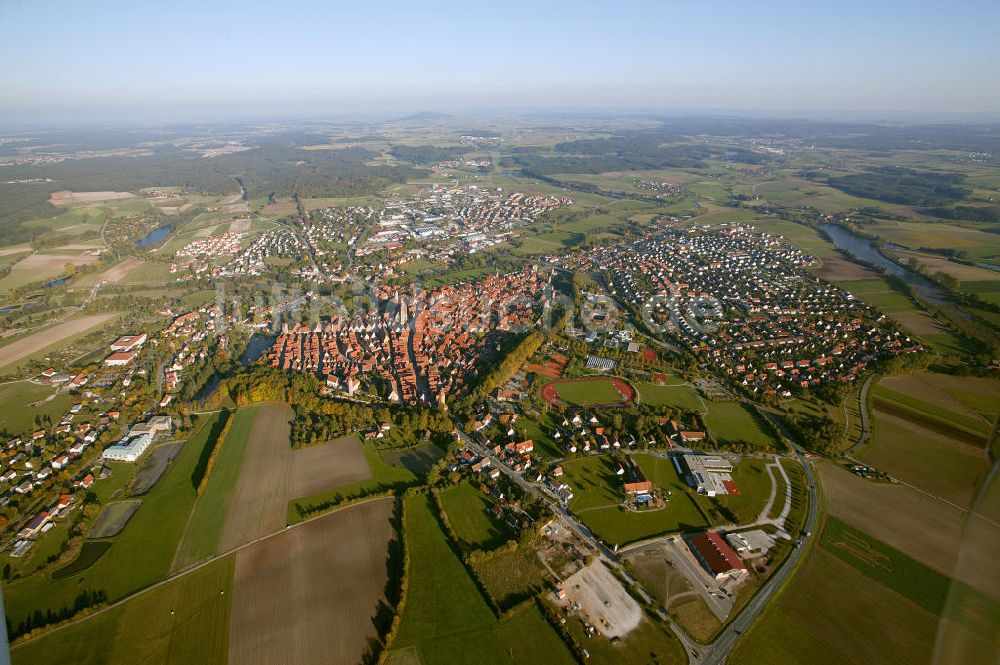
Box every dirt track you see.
[0,313,117,369]
[290,434,371,499]
[229,498,396,665]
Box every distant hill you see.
[397,111,453,122]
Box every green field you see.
[760,219,838,258]
[548,378,628,406]
[386,494,575,665]
[730,547,938,665]
[471,545,547,611]
[0,381,70,435]
[561,610,688,665]
[51,541,112,580]
[820,517,950,614]
[423,266,494,288]
[561,454,712,546]
[12,556,233,665]
[173,407,255,569]
[835,278,970,354]
[439,481,512,551]
[695,457,774,525]
[3,412,227,635]
[288,446,419,522]
[872,383,991,437]
[514,230,583,255]
[704,401,779,449]
[509,414,564,459]
[123,261,173,284]
[635,381,705,411]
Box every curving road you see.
[848,375,874,455]
[697,409,819,665]
[456,412,819,665]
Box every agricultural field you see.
[818,462,997,598]
[289,444,425,522]
[439,481,512,550]
[173,409,251,569]
[229,499,396,665]
[860,372,993,507]
[729,545,938,665]
[120,260,174,284]
[216,403,294,552]
[863,408,988,508]
[704,401,779,449]
[289,433,372,499]
[73,257,142,286]
[11,556,234,665]
[386,494,576,665]
[865,221,1000,262]
[734,511,1000,665]
[0,313,118,372]
[3,412,228,638]
[836,276,971,354]
[0,249,100,292]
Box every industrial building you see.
[686,531,747,580]
[676,453,737,496]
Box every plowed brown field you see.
[229,498,396,665]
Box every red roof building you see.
[687,531,746,579]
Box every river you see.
[820,223,949,305]
[192,333,275,403]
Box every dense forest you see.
[825,167,970,206]
[390,144,474,164]
[506,131,767,175]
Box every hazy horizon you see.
[2,0,999,125]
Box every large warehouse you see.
[686,531,748,580]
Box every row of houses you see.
[269,268,553,404]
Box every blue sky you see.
[1,0,998,122]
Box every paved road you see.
[453,426,707,659]
[698,409,819,665]
[847,375,874,455]
[459,411,818,665]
